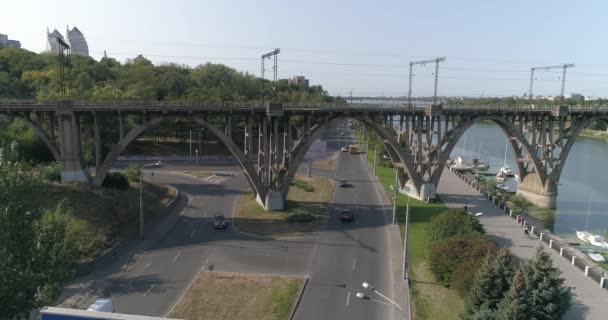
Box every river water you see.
[449,122,608,240]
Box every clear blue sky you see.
[3,0,608,97]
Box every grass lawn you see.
[370,160,464,320]
[169,272,303,320]
[40,181,175,262]
[234,175,334,237]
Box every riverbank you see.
[579,129,608,142]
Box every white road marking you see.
[189,228,196,239]
[144,284,156,296]
[172,250,182,263]
[352,257,356,270]
[143,263,151,270]
[346,290,351,306]
[201,247,217,271]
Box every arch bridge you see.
[1,100,607,210]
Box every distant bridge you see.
[2,99,608,210]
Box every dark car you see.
[213,214,228,229]
[339,179,349,188]
[339,208,353,222]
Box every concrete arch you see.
[552,115,608,181]
[431,115,545,188]
[10,114,60,161]
[91,115,266,203]
[278,116,331,197]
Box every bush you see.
[124,164,142,182]
[102,172,130,190]
[286,209,315,223]
[427,208,485,245]
[508,195,530,214]
[291,179,314,192]
[39,162,61,182]
[428,235,498,287]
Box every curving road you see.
[59,121,399,319]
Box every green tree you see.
[124,164,142,182]
[427,208,485,245]
[495,268,532,320]
[428,235,498,287]
[464,248,519,319]
[526,246,572,319]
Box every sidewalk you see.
[438,170,608,320]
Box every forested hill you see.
[0,47,342,103]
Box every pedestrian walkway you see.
[438,170,608,320]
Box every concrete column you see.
[93,112,101,175]
[225,114,232,138]
[48,112,56,147]
[57,101,89,183]
[118,112,124,140]
[244,115,253,155]
[282,118,289,166]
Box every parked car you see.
[213,214,228,229]
[339,208,353,222]
[341,146,348,152]
[339,179,348,188]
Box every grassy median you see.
[369,160,464,320]
[234,175,334,237]
[169,272,303,320]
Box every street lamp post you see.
[357,282,405,317]
[373,145,377,175]
[195,149,199,166]
[390,185,398,224]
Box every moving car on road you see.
[338,179,348,188]
[341,146,348,152]
[213,214,228,229]
[339,208,353,222]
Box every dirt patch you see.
[234,175,334,237]
[169,272,303,320]
[312,158,337,171]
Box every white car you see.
[340,132,345,136]
[341,146,348,152]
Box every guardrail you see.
[448,166,607,290]
[3,99,608,113]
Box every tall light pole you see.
[528,63,575,105]
[139,164,153,240]
[356,282,405,318]
[408,57,446,106]
[373,144,377,175]
[403,194,410,280]
[189,129,192,160]
[390,185,398,224]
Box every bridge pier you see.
[56,101,89,183]
[516,173,557,209]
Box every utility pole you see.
[261,48,280,103]
[528,63,575,105]
[350,89,353,105]
[408,57,446,106]
[56,38,72,99]
[373,144,377,175]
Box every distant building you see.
[0,33,21,48]
[66,26,89,57]
[45,26,89,57]
[571,93,584,102]
[46,28,65,54]
[288,76,309,88]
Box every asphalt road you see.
[60,119,397,319]
[294,126,396,320]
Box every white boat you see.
[589,235,608,249]
[452,155,475,171]
[499,165,513,175]
[577,231,591,244]
[497,183,509,192]
[476,162,489,170]
[588,252,606,262]
[496,171,506,183]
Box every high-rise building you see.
[0,33,21,48]
[46,27,65,54]
[66,26,89,57]
[288,76,310,88]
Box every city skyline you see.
[3,0,608,98]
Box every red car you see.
[339,208,353,222]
